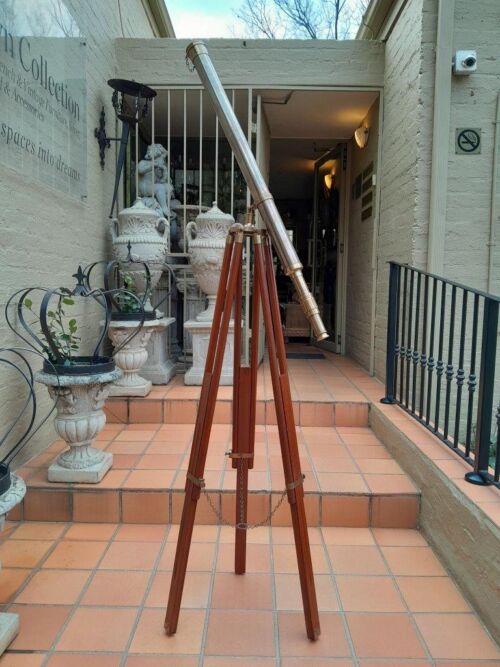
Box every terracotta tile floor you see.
[130,351,369,403]
[20,424,417,497]
[1,523,498,664]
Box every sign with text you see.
[0,1,86,197]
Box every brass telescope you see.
[186,40,328,342]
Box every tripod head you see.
[186,40,328,342]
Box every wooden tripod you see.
[164,222,321,641]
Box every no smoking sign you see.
[456,128,481,154]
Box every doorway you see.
[312,145,348,353]
[264,89,376,353]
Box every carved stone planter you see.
[36,368,121,483]
[107,319,161,396]
[170,202,209,253]
[0,474,26,655]
[110,199,169,307]
[186,202,234,322]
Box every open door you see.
[311,144,348,353]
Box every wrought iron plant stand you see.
[165,40,329,642]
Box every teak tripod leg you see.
[255,238,321,641]
[233,251,260,574]
[232,257,247,573]
[164,233,243,636]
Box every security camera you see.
[453,50,477,75]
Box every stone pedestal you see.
[141,317,177,385]
[184,319,234,385]
[108,319,160,397]
[0,475,26,655]
[176,273,205,362]
[36,368,120,484]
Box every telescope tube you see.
[186,40,328,342]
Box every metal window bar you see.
[151,97,155,193]
[183,89,187,251]
[131,86,253,368]
[199,89,203,214]
[135,106,139,199]
[167,90,171,225]
[215,110,219,203]
[383,262,500,487]
[230,90,235,217]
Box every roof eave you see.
[356,0,397,40]
[145,0,176,37]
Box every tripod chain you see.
[201,484,288,531]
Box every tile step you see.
[15,422,420,529]
[105,396,370,427]
[12,487,419,529]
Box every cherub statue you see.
[137,143,174,217]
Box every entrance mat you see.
[286,352,325,360]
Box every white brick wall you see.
[373,0,499,382]
[346,98,380,369]
[446,0,500,293]
[115,37,385,88]
[374,0,425,378]
[0,0,156,467]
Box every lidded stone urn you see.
[186,201,234,322]
[110,198,169,302]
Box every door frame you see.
[311,143,350,354]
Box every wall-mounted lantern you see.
[93,79,157,216]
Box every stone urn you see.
[170,202,209,253]
[36,367,121,483]
[110,199,169,306]
[107,318,161,396]
[0,473,26,654]
[186,202,234,322]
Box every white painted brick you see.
[0,0,156,467]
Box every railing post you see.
[465,297,499,485]
[381,262,399,404]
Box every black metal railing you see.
[382,262,500,487]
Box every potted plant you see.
[5,268,143,483]
[106,269,161,397]
[88,245,170,397]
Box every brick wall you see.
[373,0,499,384]
[346,98,380,370]
[0,0,156,467]
[116,38,385,88]
[446,0,500,293]
[374,0,426,378]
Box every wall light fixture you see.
[354,124,369,149]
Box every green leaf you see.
[47,310,55,318]
[24,298,33,308]
[68,319,77,327]
[63,298,75,305]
